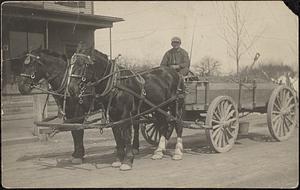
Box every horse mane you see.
[38,49,67,62]
[92,49,108,62]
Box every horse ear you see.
[76,41,84,53]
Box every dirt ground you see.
[1,114,299,188]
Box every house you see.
[1,1,123,94]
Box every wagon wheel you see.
[205,96,239,153]
[141,122,160,146]
[140,114,174,146]
[267,85,297,141]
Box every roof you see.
[2,2,124,29]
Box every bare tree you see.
[193,56,221,76]
[218,1,264,76]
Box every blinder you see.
[24,56,31,65]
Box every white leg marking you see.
[172,137,183,160]
[151,136,166,160]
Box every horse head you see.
[68,42,109,98]
[18,47,67,95]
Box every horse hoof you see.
[132,149,139,155]
[120,164,132,171]
[71,158,83,164]
[151,153,163,160]
[111,161,122,168]
[172,154,183,160]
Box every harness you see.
[69,53,163,125]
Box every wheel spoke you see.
[221,101,227,118]
[280,90,285,107]
[274,117,281,134]
[223,101,229,117]
[213,110,221,120]
[222,130,227,147]
[212,119,221,124]
[285,115,295,126]
[146,125,154,133]
[285,104,296,112]
[283,118,290,133]
[212,127,222,140]
[224,103,233,118]
[212,124,221,130]
[154,129,159,142]
[217,130,224,147]
[285,95,294,108]
[278,119,284,137]
[282,118,286,136]
[276,94,282,108]
[149,127,156,139]
[225,127,234,138]
[281,90,288,108]
[223,129,230,145]
[226,118,237,124]
[217,103,223,118]
[272,114,281,124]
[272,110,281,115]
[281,118,285,136]
[273,102,281,111]
[222,101,229,115]
[225,109,235,121]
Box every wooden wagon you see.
[140,76,298,153]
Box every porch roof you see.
[2,3,124,29]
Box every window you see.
[9,31,44,58]
[54,1,86,8]
[9,31,27,58]
[9,31,44,78]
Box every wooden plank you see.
[185,81,207,106]
[207,83,240,104]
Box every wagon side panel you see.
[254,82,278,108]
[207,83,244,106]
[184,81,208,111]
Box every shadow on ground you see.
[15,130,278,170]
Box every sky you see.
[93,1,298,74]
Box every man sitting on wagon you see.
[160,37,190,76]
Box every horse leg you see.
[151,113,168,160]
[172,105,184,160]
[132,123,140,155]
[71,129,85,164]
[111,126,125,168]
[120,123,134,171]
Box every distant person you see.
[160,37,190,76]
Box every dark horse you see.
[17,47,140,164]
[68,43,185,171]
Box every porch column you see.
[45,21,49,49]
[109,27,112,60]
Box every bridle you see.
[69,53,109,104]
[20,53,44,82]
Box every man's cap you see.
[171,37,181,43]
